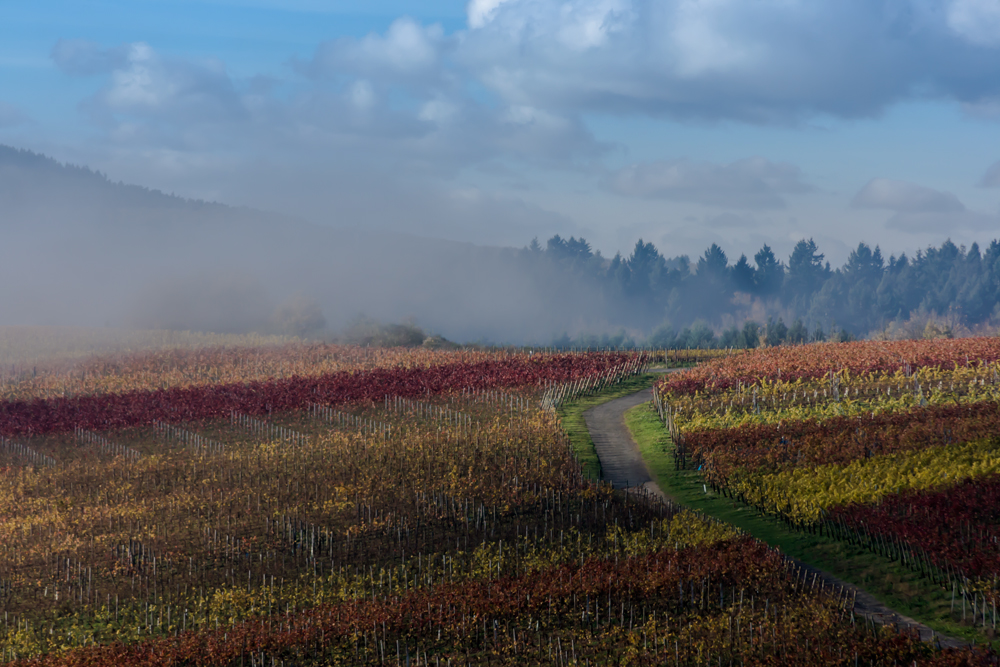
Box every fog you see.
[0,146,617,344]
[5,145,1000,346]
[7,1,1000,347]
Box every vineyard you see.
[0,339,995,664]
[654,337,1000,647]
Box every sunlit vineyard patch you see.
[661,337,1000,396]
[656,337,1000,630]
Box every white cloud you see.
[53,41,248,146]
[555,0,633,51]
[468,0,513,28]
[52,1,1000,182]
[502,104,570,130]
[105,44,161,109]
[308,18,445,78]
[418,98,458,124]
[947,0,1000,47]
[354,18,442,71]
[40,2,1000,255]
[457,0,1000,123]
[51,32,604,188]
[466,0,632,52]
[670,0,762,77]
[852,178,965,213]
[610,157,810,209]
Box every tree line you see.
[519,235,1000,347]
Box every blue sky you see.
[3,0,1000,264]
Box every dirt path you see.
[583,382,968,649]
[583,386,666,498]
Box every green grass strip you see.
[624,402,993,646]
[556,372,662,482]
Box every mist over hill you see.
[0,145,606,343]
[3,145,1000,345]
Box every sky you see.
[3,0,1000,265]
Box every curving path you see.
[583,386,665,497]
[583,381,968,649]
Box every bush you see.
[341,317,429,347]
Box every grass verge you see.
[624,401,993,646]
[556,372,661,482]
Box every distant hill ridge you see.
[0,144,569,343]
[0,144,222,211]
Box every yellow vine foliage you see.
[732,438,1000,523]
[0,508,739,658]
[671,364,1000,433]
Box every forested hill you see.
[523,235,1000,346]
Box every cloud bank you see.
[852,178,965,213]
[15,0,1000,258]
[48,2,1000,167]
[459,0,1000,122]
[610,157,809,209]
[852,177,999,233]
